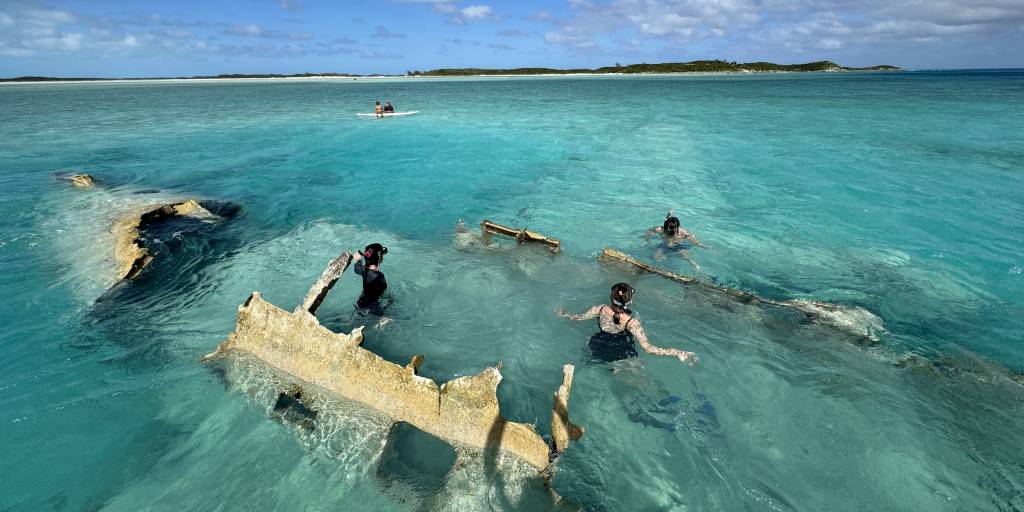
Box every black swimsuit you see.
[357,268,387,311]
[588,306,639,362]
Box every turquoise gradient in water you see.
[1,71,1023,511]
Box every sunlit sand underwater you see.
[1,71,1023,510]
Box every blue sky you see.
[1,0,1021,77]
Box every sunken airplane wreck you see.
[203,250,584,473]
[59,173,238,287]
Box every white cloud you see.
[543,0,1024,57]
[392,0,459,13]
[497,28,529,37]
[461,5,493,19]
[395,0,498,23]
[526,10,551,21]
[434,3,458,14]
[0,42,33,57]
[31,32,82,51]
[370,26,406,38]
[224,23,311,40]
[277,0,303,12]
[817,38,843,49]
[24,8,74,26]
[235,23,263,36]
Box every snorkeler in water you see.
[557,283,697,366]
[352,243,390,323]
[645,208,704,269]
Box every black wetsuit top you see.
[588,306,639,362]
[356,267,387,309]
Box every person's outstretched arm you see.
[556,305,602,321]
[679,227,705,248]
[643,226,663,239]
[352,252,366,275]
[629,320,698,366]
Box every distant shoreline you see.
[0,70,905,86]
[1,59,905,84]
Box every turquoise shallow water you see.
[1,71,1023,511]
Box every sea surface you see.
[1,70,1022,511]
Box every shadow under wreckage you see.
[202,249,584,476]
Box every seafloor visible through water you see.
[1,71,1022,511]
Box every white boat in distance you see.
[356,111,420,117]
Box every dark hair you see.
[363,243,388,266]
[609,283,634,325]
[663,216,680,236]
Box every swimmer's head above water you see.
[610,282,634,325]
[362,243,387,266]
[663,216,681,237]
[557,282,697,366]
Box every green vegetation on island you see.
[409,60,901,76]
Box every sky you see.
[0,0,1022,77]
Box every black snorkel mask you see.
[663,216,681,236]
[363,244,389,264]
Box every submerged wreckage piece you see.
[550,364,584,454]
[66,173,96,188]
[204,252,582,472]
[599,248,885,340]
[298,251,353,315]
[55,172,96,188]
[112,200,215,280]
[481,220,561,253]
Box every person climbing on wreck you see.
[352,243,389,315]
[645,208,705,269]
[557,283,697,365]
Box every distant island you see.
[1,60,900,82]
[410,60,901,76]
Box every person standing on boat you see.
[374,101,383,118]
[557,283,697,365]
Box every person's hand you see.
[352,251,362,261]
[677,351,698,367]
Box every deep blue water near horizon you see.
[1,71,1022,511]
